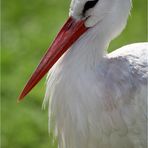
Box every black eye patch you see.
[83,0,99,16]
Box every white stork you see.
[19,0,148,148]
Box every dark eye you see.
[83,0,99,16]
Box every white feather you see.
[43,0,148,147]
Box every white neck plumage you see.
[60,27,109,72]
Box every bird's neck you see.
[60,28,110,71]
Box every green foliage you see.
[1,0,147,147]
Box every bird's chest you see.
[49,65,102,117]
[47,64,114,148]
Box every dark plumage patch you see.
[82,0,99,16]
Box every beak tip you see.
[18,92,26,102]
[17,99,21,103]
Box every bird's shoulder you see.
[96,42,148,103]
[104,42,148,86]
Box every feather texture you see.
[44,43,148,148]
[43,0,147,147]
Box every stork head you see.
[19,0,132,100]
[70,0,131,36]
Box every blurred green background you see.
[1,0,147,148]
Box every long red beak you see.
[19,17,88,101]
